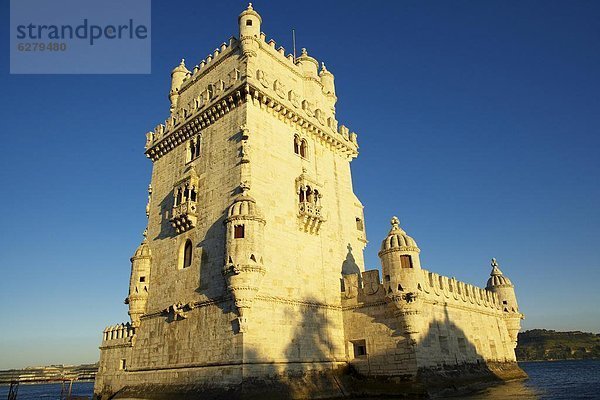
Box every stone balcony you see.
[298,201,325,234]
[170,200,198,234]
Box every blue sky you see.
[0,1,599,369]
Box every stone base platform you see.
[94,362,526,399]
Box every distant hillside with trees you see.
[516,329,600,361]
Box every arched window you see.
[299,188,305,203]
[183,240,193,268]
[293,135,300,155]
[175,188,182,206]
[194,137,201,157]
[189,137,201,162]
[312,189,319,204]
[306,186,313,203]
[300,139,308,158]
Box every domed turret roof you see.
[132,233,151,259]
[296,48,319,68]
[380,216,419,253]
[486,258,513,288]
[228,194,258,217]
[171,59,189,75]
[238,3,262,24]
[227,184,262,218]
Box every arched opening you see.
[183,240,193,268]
[194,137,201,157]
[306,186,313,203]
[175,188,182,206]
[300,139,308,158]
[298,187,305,203]
[293,135,300,155]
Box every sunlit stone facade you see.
[94,5,524,399]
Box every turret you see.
[126,234,151,327]
[238,3,261,38]
[319,63,337,110]
[222,184,266,333]
[378,216,422,342]
[238,3,262,57]
[296,48,319,78]
[169,59,190,113]
[485,258,523,347]
[379,216,421,295]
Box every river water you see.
[1,360,598,399]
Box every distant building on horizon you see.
[94,4,525,399]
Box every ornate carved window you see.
[183,240,193,268]
[170,171,199,234]
[296,169,325,234]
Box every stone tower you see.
[95,5,525,399]
[95,4,366,398]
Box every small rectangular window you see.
[355,217,364,231]
[400,255,413,269]
[352,340,367,357]
[234,225,245,238]
[119,359,126,370]
[246,19,252,26]
[139,276,146,283]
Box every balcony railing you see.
[298,201,325,234]
[170,200,197,234]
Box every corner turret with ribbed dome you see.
[380,216,420,255]
[485,258,522,348]
[486,258,513,288]
[379,216,422,297]
[223,182,266,334]
[127,231,152,327]
[486,258,519,313]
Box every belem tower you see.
[95,4,526,399]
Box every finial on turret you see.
[301,48,307,56]
[321,62,328,72]
[248,2,253,9]
[490,257,505,277]
[391,216,400,229]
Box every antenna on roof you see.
[292,28,297,63]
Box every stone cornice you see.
[145,84,358,162]
[145,88,245,161]
[245,84,358,158]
